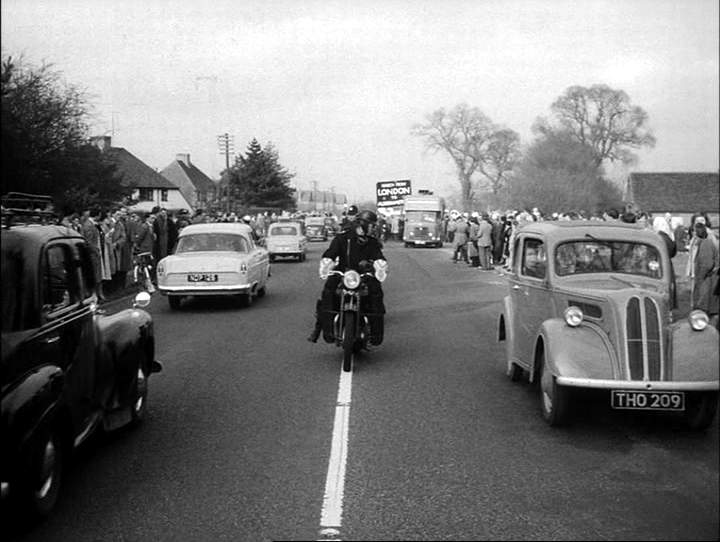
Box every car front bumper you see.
[556,376,720,391]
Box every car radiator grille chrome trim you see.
[625,296,664,381]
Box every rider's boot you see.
[307,319,322,343]
[369,315,384,346]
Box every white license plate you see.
[416,241,425,245]
[611,390,685,411]
[187,273,218,282]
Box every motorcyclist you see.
[339,204,359,232]
[241,214,262,243]
[307,210,387,345]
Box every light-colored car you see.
[156,223,270,309]
[266,221,308,262]
[498,221,719,429]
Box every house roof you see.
[160,159,217,193]
[626,172,719,213]
[103,147,178,189]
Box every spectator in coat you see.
[477,213,494,270]
[450,215,469,263]
[692,222,719,319]
[467,215,480,268]
[80,209,105,301]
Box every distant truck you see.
[402,193,445,248]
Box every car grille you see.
[412,226,431,239]
[626,296,663,380]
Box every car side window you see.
[521,238,547,279]
[75,242,96,299]
[42,244,77,315]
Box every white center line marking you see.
[318,365,353,541]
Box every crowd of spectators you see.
[439,205,718,324]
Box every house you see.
[160,153,217,210]
[90,136,192,213]
[624,172,719,227]
[296,189,347,216]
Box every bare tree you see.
[477,127,521,198]
[537,84,656,167]
[412,104,493,210]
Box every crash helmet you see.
[355,210,378,235]
[347,204,359,216]
[241,214,252,224]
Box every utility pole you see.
[217,133,235,213]
[311,180,318,212]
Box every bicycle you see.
[132,251,156,294]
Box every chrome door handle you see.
[44,335,60,344]
[512,285,521,290]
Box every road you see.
[9,240,719,541]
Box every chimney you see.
[90,135,112,152]
[176,153,191,166]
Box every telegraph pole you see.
[217,133,235,213]
[311,180,318,212]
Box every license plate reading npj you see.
[187,273,218,282]
[611,390,685,411]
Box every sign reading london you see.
[376,180,412,207]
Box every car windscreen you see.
[405,211,438,223]
[555,240,663,278]
[175,233,250,253]
[269,225,298,236]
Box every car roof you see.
[2,224,84,250]
[178,223,253,237]
[517,221,665,246]
[269,221,302,229]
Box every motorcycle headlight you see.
[564,306,583,327]
[688,309,709,331]
[343,270,361,289]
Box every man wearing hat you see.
[477,213,493,270]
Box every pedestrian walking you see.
[477,213,493,270]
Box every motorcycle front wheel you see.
[342,312,356,372]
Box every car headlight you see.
[343,270,361,289]
[688,309,709,331]
[564,306,583,327]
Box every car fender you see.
[669,321,720,382]
[498,296,521,371]
[538,318,617,381]
[94,308,156,409]
[2,365,65,455]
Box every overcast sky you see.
[2,0,718,202]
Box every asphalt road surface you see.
[8,240,719,541]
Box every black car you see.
[1,218,162,518]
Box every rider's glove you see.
[373,259,388,282]
[319,257,336,280]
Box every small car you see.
[265,221,308,262]
[305,217,328,242]
[156,222,270,309]
[497,221,719,429]
[1,218,162,518]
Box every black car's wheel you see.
[257,285,267,298]
[17,424,64,518]
[131,363,149,425]
[539,353,570,426]
[342,312,356,372]
[168,295,182,310]
[684,392,718,431]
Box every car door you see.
[40,240,98,435]
[512,235,552,365]
[246,234,267,284]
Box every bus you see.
[402,193,445,248]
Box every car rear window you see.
[269,226,297,236]
[175,233,250,253]
[555,240,662,278]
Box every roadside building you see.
[160,153,217,211]
[624,172,719,228]
[90,136,192,213]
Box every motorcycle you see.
[321,258,388,372]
